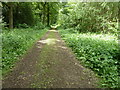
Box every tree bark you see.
[9,4,13,29]
[43,2,46,25]
[47,3,50,26]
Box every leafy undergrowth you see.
[59,29,119,88]
[2,28,48,75]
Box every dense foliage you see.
[58,2,119,88]
[2,28,47,75]
[59,29,119,88]
[58,2,119,34]
[2,2,60,28]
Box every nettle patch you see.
[59,29,119,88]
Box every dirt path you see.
[2,30,99,88]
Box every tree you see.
[2,2,35,28]
[47,2,50,26]
[2,2,15,29]
[58,2,119,33]
[8,3,13,29]
[2,2,62,28]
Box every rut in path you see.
[3,30,99,88]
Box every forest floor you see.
[2,30,99,88]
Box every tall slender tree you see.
[47,2,50,26]
[8,3,13,29]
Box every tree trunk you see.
[9,4,13,29]
[47,3,50,26]
[43,2,46,25]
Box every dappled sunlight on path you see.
[2,30,99,88]
[38,38,60,45]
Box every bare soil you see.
[2,30,99,88]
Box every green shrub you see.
[17,23,29,28]
[34,22,45,30]
[59,29,119,88]
[2,28,47,75]
[58,2,118,34]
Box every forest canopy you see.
[1,2,119,34]
[2,2,60,28]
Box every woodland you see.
[1,2,119,88]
